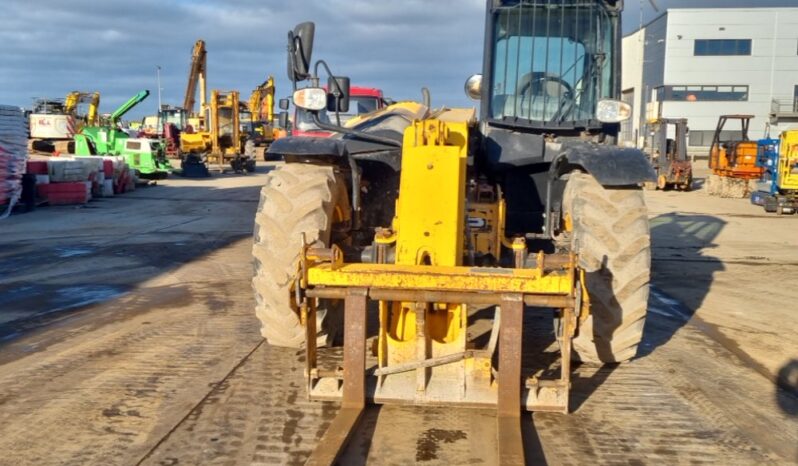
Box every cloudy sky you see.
[1,0,795,120]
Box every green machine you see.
[75,90,171,178]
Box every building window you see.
[688,130,743,147]
[656,85,748,102]
[694,39,752,56]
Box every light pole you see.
[156,65,162,111]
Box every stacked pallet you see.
[0,105,28,218]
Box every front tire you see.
[252,164,345,347]
[563,172,651,364]
[657,174,668,190]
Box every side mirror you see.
[327,76,351,113]
[382,98,396,107]
[287,22,315,82]
[279,98,290,111]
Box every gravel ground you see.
[0,164,795,465]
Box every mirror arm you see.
[314,60,344,95]
[311,113,401,148]
[314,59,346,121]
[334,95,341,127]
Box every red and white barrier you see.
[26,155,137,206]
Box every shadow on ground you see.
[777,359,798,416]
[639,213,726,357]
[0,170,271,347]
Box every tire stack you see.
[0,105,28,219]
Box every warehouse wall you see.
[622,7,798,154]
[621,28,645,147]
[661,8,798,150]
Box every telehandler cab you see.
[252,1,654,462]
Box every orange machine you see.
[709,115,762,180]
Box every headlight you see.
[293,87,327,111]
[464,74,482,101]
[596,99,632,123]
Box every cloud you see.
[0,0,484,120]
[5,0,787,120]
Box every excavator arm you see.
[248,75,275,123]
[110,90,150,126]
[64,91,101,126]
[183,40,207,116]
[87,92,100,126]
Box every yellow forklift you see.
[254,2,654,462]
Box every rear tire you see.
[681,175,693,191]
[252,164,345,347]
[563,172,651,364]
[764,196,778,213]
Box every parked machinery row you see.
[27,88,169,178]
[642,111,796,216]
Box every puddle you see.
[42,285,128,315]
[649,287,694,323]
[54,247,94,258]
[0,284,128,322]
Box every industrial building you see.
[621,6,798,154]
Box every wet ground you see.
[0,164,795,465]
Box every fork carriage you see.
[296,243,587,465]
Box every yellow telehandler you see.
[253,2,654,462]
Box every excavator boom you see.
[183,40,207,116]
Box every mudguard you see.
[555,143,656,186]
[267,136,347,158]
[266,136,402,171]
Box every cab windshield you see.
[490,1,614,124]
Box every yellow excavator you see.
[179,39,209,156]
[244,75,279,161]
[29,91,101,154]
[177,39,255,174]
[64,91,101,129]
[253,2,654,463]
